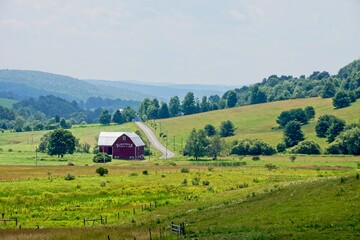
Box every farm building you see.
[98,132,145,160]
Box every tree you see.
[99,109,111,125]
[96,167,109,176]
[333,90,351,109]
[200,96,209,112]
[169,96,181,117]
[146,105,158,119]
[183,129,209,160]
[315,115,345,142]
[339,127,360,155]
[158,102,170,119]
[320,81,336,98]
[219,120,235,137]
[276,108,309,127]
[283,121,304,148]
[112,109,124,124]
[226,90,238,108]
[204,124,217,137]
[93,153,112,163]
[14,116,25,132]
[55,115,60,123]
[249,85,267,104]
[60,118,71,129]
[44,129,76,157]
[304,106,315,120]
[122,107,136,122]
[207,135,224,160]
[182,92,196,115]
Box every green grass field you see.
[1,97,360,239]
[150,97,360,153]
[0,97,17,108]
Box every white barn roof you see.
[98,132,145,147]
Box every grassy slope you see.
[153,97,360,152]
[0,97,17,108]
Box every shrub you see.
[99,181,106,187]
[181,168,190,173]
[231,138,276,156]
[252,156,260,161]
[181,179,188,186]
[142,170,149,175]
[129,172,138,177]
[289,155,297,162]
[276,142,286,153]
[291,141,321,154]
[238,183,249,188]
[64,174,75,181]
[96,167,109,176]
[325,140,344,154]
[192,177,201,185]
[265,164,277,171]
[276,108,309,127]
[202,180,210,186]
[93,153,112,163]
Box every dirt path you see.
[135,122,175,159]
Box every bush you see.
[325,140,344,154]
[96,167,108,176]
[142,170,149,175]
[181,168,190,173]
[265,164,277,170]
[93,153,112,163]
[202,180,210,186]
[64,173,75,180]
[192,176,201,185]
[231,138,276,156]
[252,156,260,161]
[315,115,345,142]
[276,142,286,153]
[129,172,138,177]
[291,141,321,154]
[276,108,309,127]
[289,155,297,162]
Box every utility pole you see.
[35,146,38,166]
[173,136,175,151]
[148,141,151,161]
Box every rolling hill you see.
[0,70,230,103]
[152,97,360,152]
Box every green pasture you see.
[149,97,360,154]
[0,123,137,152]
[0,97,17,108]
[0,158,359,239]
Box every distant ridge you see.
[0,70,231,102]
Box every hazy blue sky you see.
[1,0,359,85]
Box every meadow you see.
[150,97,360,153]
[1,98,360,239]
[0,98,17,108]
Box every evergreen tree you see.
[158,102,170,119]
[182,92,196,115]
[99,109,111,125]
[112,109,124,124]
[169,96,181,117]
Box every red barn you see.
[98,132,145,160]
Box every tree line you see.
[138,59,360,121]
